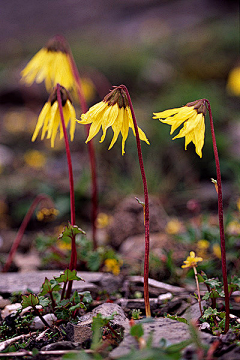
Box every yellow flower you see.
[32,86,76,147]
[236,198,240,212]
[96,213,112,229]
[21,36,75,92]
[197,239,210,250]
[212,243,221,259]
[153,99,207,158]
[77,86,149,155]
[104,258,122,276]
[227,66,240,96]
[182,251,203,268]
[24,150,47,169]
[165,218,182,235]
[36,207,59,222]
[226,220,240,236]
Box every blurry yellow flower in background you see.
[165,218,182,235]
[104,258,122,276]
[32,86,76,147]
[236,198,240,212]
[24,150,47,169]
[36,207,59,222]
[96,212,112,229]
[78,86,149,155]
[212,243,221,259]
[227,220,240,236]
[182,251,203,268]
[21,36,75,92]
[153,99,207,158]
[227,66,240,96]
[197,239,210,258]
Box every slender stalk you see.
[120,85,151,317]
[33,306,51,328]
[56,84,75,227]
[2,194,51,273]
[193,266,203,317]
[68,52,98,249]
[206,99,229,333]
[57,84,77,297]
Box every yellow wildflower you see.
[236,198,240,212]
[21,36,75,92]
[227,66,240,96]
[165,218,182,235]
[24,150,47,169]
[212,243,221,259]
[182,251,203,268]
[227,220,240,236]
[197,239,210,250]
[104,258,121,276]
[32,86,76,147]
[96,213,112,229]
[36,207,59,222]
[77,86,149,155]
[153,99,207,158]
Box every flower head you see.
[182,251,203,268]
[153,99,207,158]
[77,86,149,155]
[21,35,75,92]
[227,66,240,96]
[32,85,76,147]
[104,258,122,276]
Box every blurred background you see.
[0,0,239,276]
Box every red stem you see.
[120,85,151,317]
[206,99,229,333]
[2,194,50,272]
[68,53,98,249]
[56,84,75,227]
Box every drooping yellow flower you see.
[77,86,150,155]
[21,36,75,92]
[182,251,203,268]
[212,243,221,259]
[153,99,207,158]
[32,86,76,147]
[227,66,240,96]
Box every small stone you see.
[30,313,57,329]
[64,322,92,343]
[158,292,172,302]
[199,322,210,331]
[1,303,21,319]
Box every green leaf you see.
[69,303,86,312]
[55,269,84,283]
[81,291,93,304]
[202,307,219,320]
[130,323,144,339]
[59,223,85,242]
[22,294,39,309]
[38,296,51,308]
[204,278,222,288]
[39,277,62,296]
[165,314,188,324]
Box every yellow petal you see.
[47,101,59,139]
[108,107,124,150]
[32,102,51,142]
[99,105,117,143]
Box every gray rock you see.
[182,301,207,322]
[65,303,128,343]
[108,196,167,248]
[30,313,57,329]
[64,322,92,343]
[110,317,215,359]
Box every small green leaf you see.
[55,269,84,283]
[39,277,61,296]
[59,223,85,242]
[165,314,188,324]
[22,294,39,309]
[130,323,144,339]
[38,296,51,308]
[81,291,93,304]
